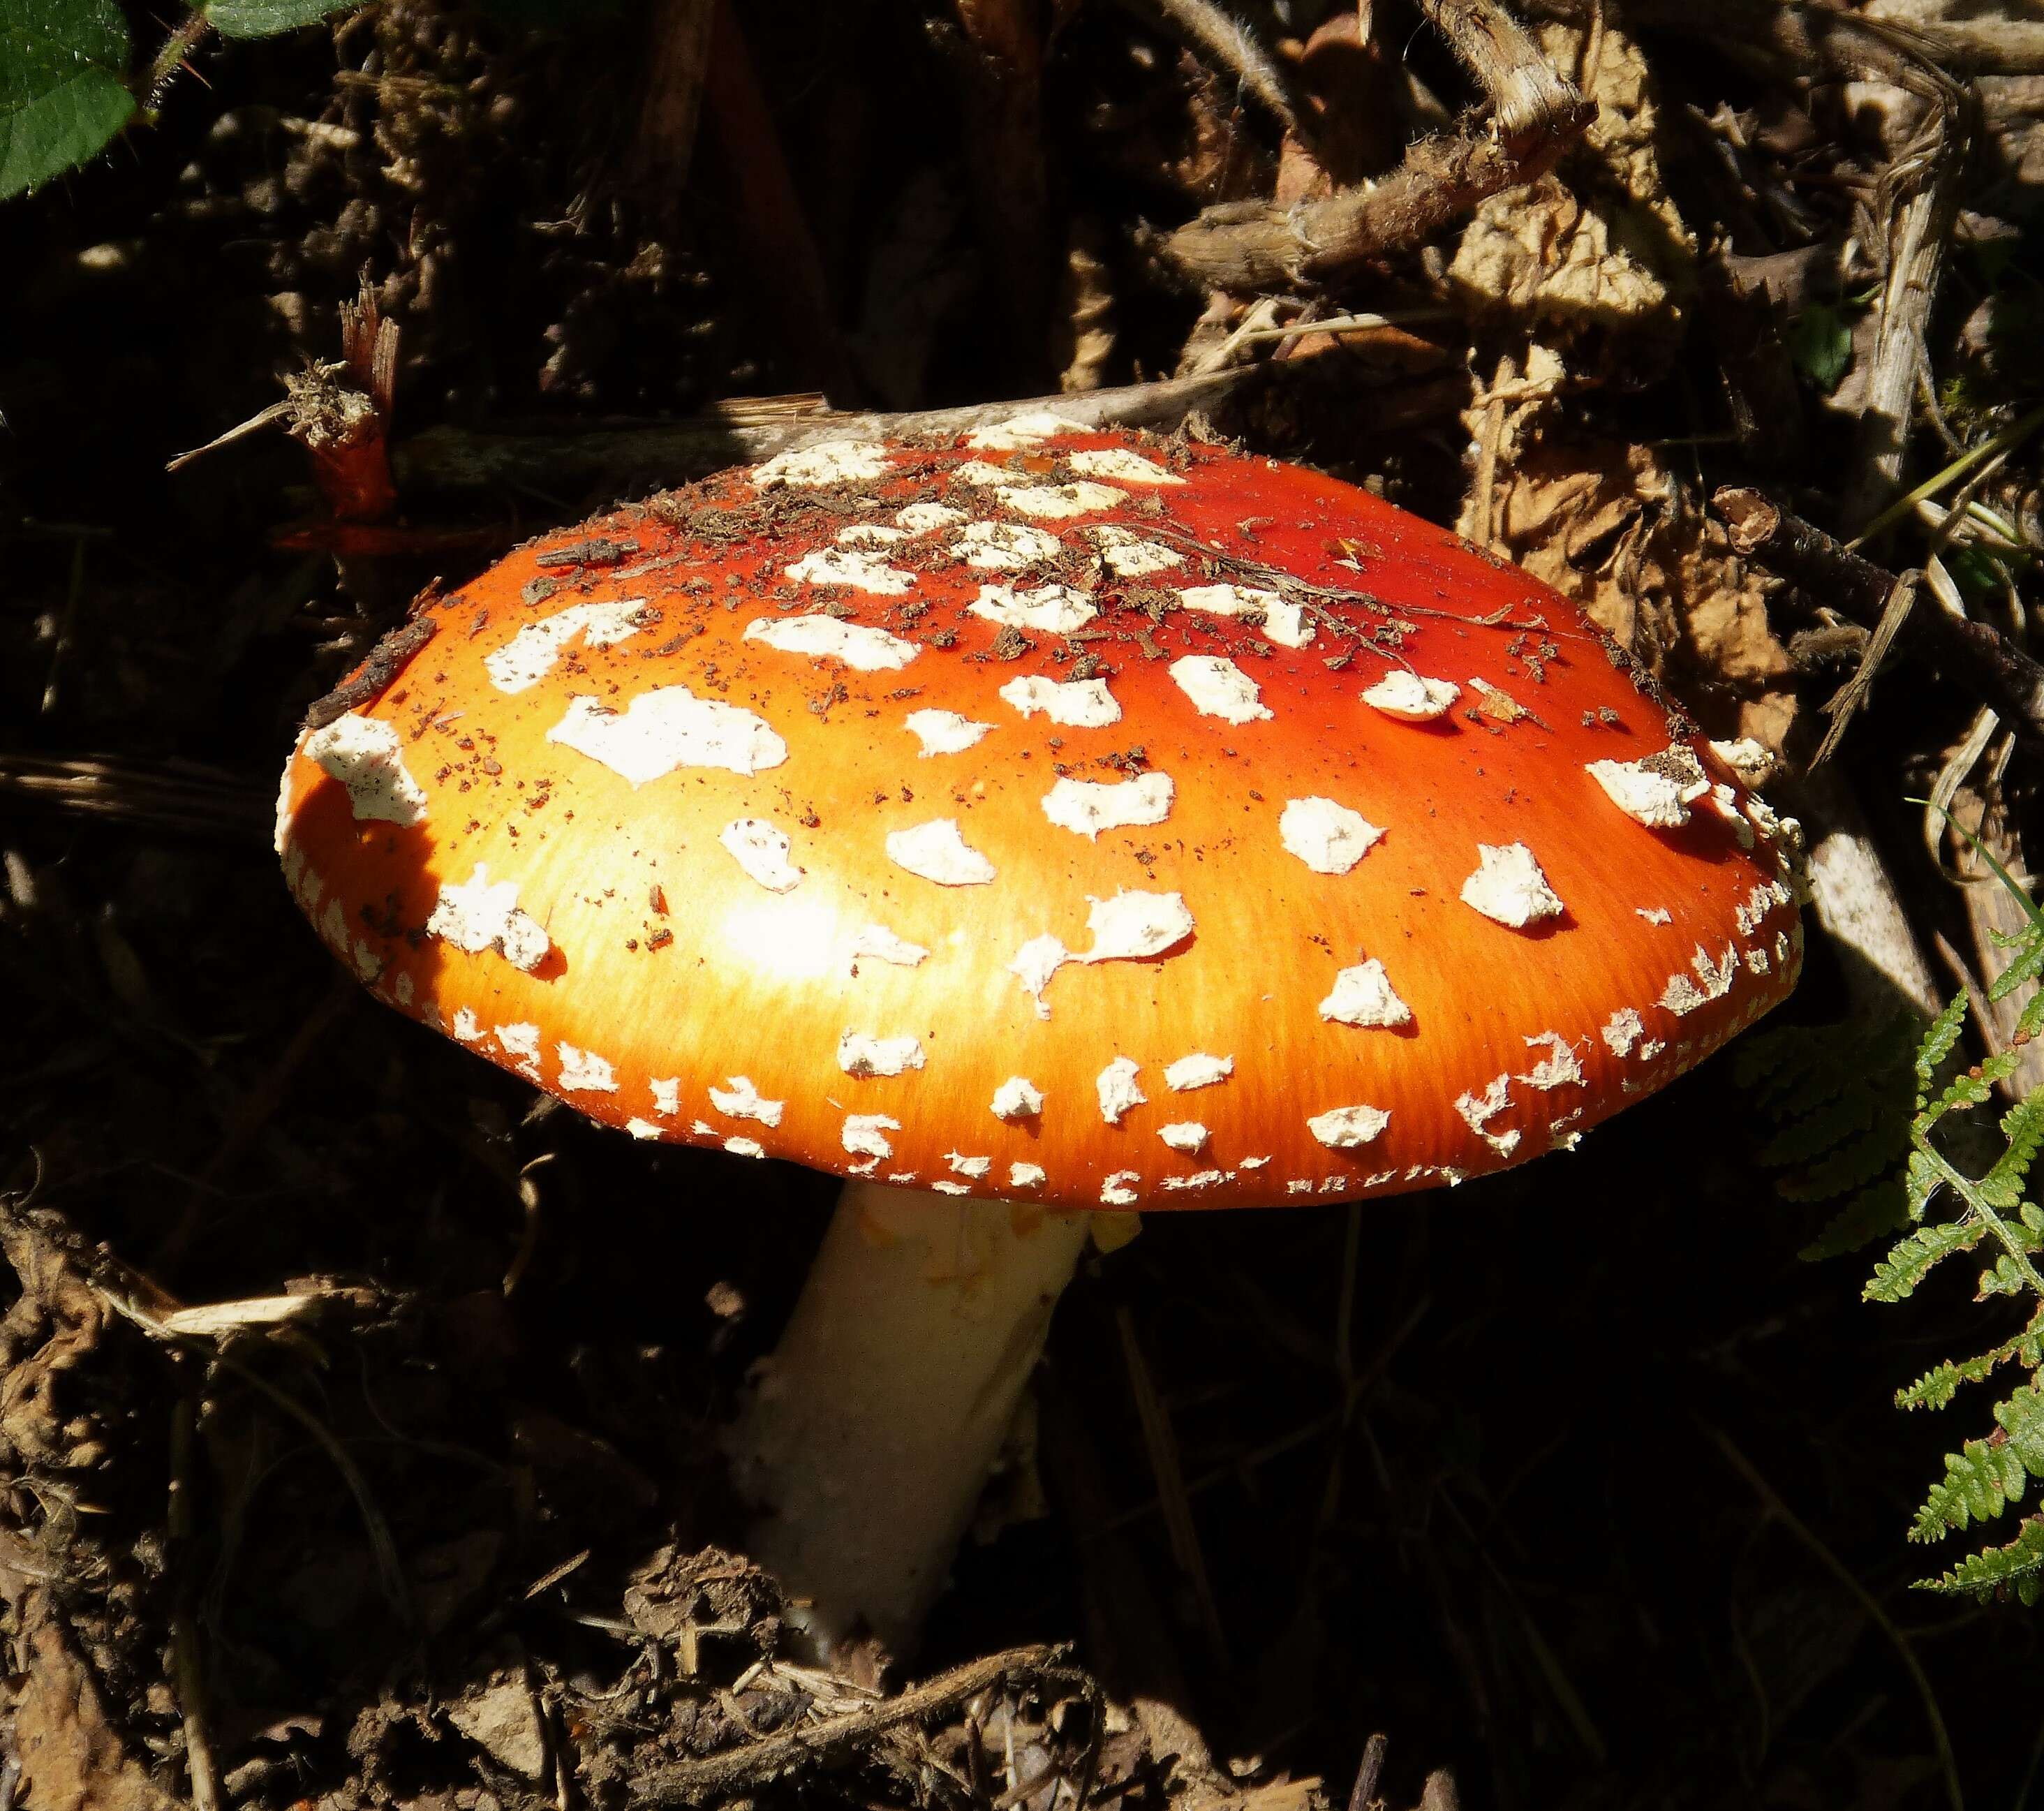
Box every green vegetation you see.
[1,0,358,199]
[1742,820,2044,1601]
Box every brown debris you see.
[1450,12,1693,375]
[1272,13,1407,207]
[301,614,440,734]
[282,280,400,526]
[636,1644,1070,1804]
[1718,485,2044,753]
[15,1596,181,1811]
[1151,0,1595,292]
[1474,441,1795,749]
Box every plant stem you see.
[145,13,214,108]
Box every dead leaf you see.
[1449,17,1692,364]
[1470,438,1796,751]
[14,1594,180,1811]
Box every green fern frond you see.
[1738,1015,1920,1250]
[1924,1067,1996,1126]
[1983,1248,2043,1297]
[1990,933,2044,1001]
[1913,1442,2031,1539]
[1860,799,2044,1596]
[1784,1132,1907,1204]
[1758,1089,1881,1171]
[1979,1094,2044,1208]
[1904,1146,1946,1222]
[1917,1514,2044,1602]
[1867,1220,1985,1301]
[1745,808,2044,1597]
[2016,991,2044,1042]
[1897,1313,2044,1411]
[1910,1382,2044,1537]
[1916,992,1971,1096]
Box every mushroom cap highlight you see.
[276,421,1804,1207]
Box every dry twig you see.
[635,1645,1065,1803]
[1717,487,2044,753]
[1125,0,1302,133]
[395,367,1268,498]
[1150,0,1594,291]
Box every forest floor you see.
[3,2,2043,1809]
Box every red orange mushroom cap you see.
[275,417,1805,1207]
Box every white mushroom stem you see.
[728,1181,1093,1653]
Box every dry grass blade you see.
[0,755,270,841]
[392,367,1273,497]
[167,1400,223,1811]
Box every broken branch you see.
[635,1644,1063,1803]
[1149,0,1594,291]
[392,367,1269,498]
[1717,487,2044,753]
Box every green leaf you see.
[1897,1313,2044,1412]
[1867,1218,1983,1301]
[203,0,357,39]
[1911,1382,2044,1537]
[1946,542,2030,612]
[1918,1513,2044,1599]
[1916,993,1971,1096]
[1904,1146,1945,1222]
[1791,302,1856,394]
[1925,1068,1994,1124]
[0,0,135,198]
[1990,931,2044,1001]
[2018,990,2044,1042]
[1920,799,2044,939]
[1982,1249,2041,1297]
[1980,1093,2044,1208]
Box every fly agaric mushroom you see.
[276,415,1805,1652]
